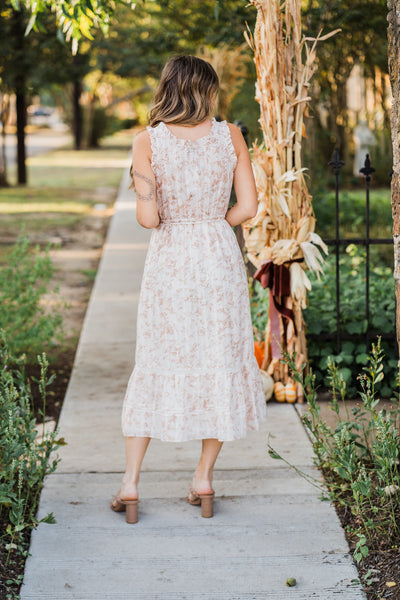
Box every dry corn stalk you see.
[244,0,338,402]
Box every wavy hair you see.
[148,55,219,127]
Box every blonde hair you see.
[148,55,219,127]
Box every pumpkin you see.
[285,383,297,403]
[273,381,286,402]
[260,369,274,401]
[254,340,265,368]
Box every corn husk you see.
[244,0,337,401]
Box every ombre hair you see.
[148,55,219,127]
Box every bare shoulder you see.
[132,128,152,155]
[227,122,247,155]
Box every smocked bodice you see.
[146,118,237,224]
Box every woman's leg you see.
[191,438,223,493]
[119,436,151,499]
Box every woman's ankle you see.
[122,472,139,486]
[195,466,213,481]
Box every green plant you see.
[86,107,122,148]
[79,268,97,281]
[268,340,400,569]
[0,235,65,362]
[249,276,269,339]
[0,333,66,597]
[304,244,396,396]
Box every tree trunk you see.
[16,85,27,185]
[0,93,10,187]
[73,78,83,150]
[387,0,400,375]
[12,8,27,185]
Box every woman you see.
[111,55,267,523]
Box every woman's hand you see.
[131,131,160,229]
[225,123,258,227]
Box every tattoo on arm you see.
[133,169,156,202]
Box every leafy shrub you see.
[0,334,65,593]
[304,245,396,396]
[0,236,64,363]
[120,118,139,129]
[87,107,122,148]
[269,341,400,574]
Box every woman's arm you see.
[131,130,160,229]
[225,123,258,227]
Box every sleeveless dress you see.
[121,117,267,442]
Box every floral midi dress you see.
[121,117,267,442]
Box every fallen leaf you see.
[386,582,396,588]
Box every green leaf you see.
[40,512,57,524]
[339,367,352,383]
[268,449,282,460]
[355,353,369,365]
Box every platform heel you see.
[121,499,139,524]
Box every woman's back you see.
[147,118,237,223]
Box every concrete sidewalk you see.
[20,166,366,599]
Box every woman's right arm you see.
[131,130,160,229]
[225,123,258,227]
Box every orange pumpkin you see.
[285,383,297,403]
[274,381,286,402]
[254,341,265,368]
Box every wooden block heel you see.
[199,492,214,518]
[186,487,215,518]
[121,499,138,524]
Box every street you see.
[3,129,73,167]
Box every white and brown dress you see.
[121,117,267,442]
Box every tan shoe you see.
[186,486,215,518]
[120,499,139,524]
[110,493,125,512]
[110,491,139,524]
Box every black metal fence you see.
[308,149,394,354]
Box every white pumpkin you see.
[260,369,274,401]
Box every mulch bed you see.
[327,467,400,600]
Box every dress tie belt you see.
[160,216,226,224]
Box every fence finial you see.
[360,154,376,182]
[329,148,345,174]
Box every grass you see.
[0,129,133,236]
[79,268,97,281]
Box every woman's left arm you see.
[131,130,160,229]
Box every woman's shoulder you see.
[132,127,152,148]
[226,121,244,139]
[225,122,247,154]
